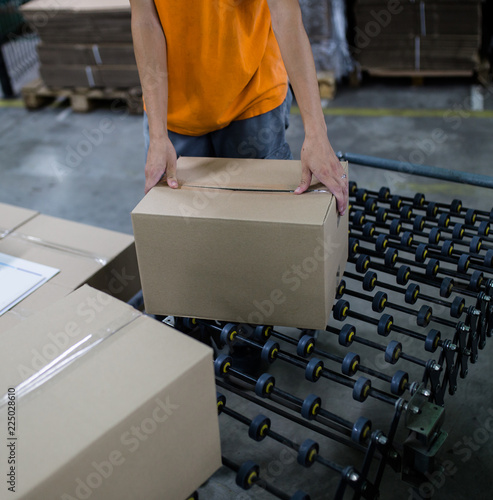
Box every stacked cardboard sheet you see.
[353,0,481,75]
[299,0,353,80]
[21,0,138,88]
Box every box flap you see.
[175,157,331,192]
[132,158,347,226]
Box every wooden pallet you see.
[317,71,336,101]
[21,78,143,114]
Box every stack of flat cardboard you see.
[299,0,352,80]
[353,0,481,75]
[21,0,139,88]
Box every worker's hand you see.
[144,136,178,194]
[295,134,348,216]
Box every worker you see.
[129,0,348,216]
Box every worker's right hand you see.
[144,137,178,194]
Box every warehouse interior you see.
[1,1,493,500]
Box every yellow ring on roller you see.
[486,226,490,236]
[458,203,462,212]
[387,321,393,332]
[312,403,320,415]
[472,213,477,223]
[397,223,402,233]
[364,260,370,270]
[477,241,483,251]
[229,330,238,341]
[315,366,323,378]
[363,426,370,439]
[371,277,377,287]
[370,227,375,236]
[392,254,397,264]
[363,385,370,397]
[217,400,224,410]
[460,229,465,238]
[445,217,450,228]
[434,264,439,274]
[397,200,402,208]
[343,306,349,317]
[465,260,470,271]
[448,245,453,255]
[307,343,314,354]
[426,312,431,322]
[383,213,388,222]
[351,360,359,372]
[413,289,419,300]
[247,471,258,486]
[271,348,279,359]
[363,193,368,201]
[383,239,388,249]
[434,336,440,349]
[265,326,272,338]
[359,216,364,225]
[405,272,410,281]
[308,449,317,463]
[260,424,269,437]
[394,348,401,360]
[191,318,197,325]
[223,362,231,374]
[400,378,408,390]
[348,332,355,343]
[478,276,484,287]
[381,298,387,308]
[266,382,274,394]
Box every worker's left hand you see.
[295,134,348,216]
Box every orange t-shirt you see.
[153,0,288,136]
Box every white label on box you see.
[0,252,59,316]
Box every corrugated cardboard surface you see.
[132,157,348,329]
[0,202,37,238]
[0,285,221,500]
[0,205,141,329]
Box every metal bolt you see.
[349,472,359,482]
[410,406,421,415]
[449,344,457,351]
[421,389,431,397]
[472,309,481,317]
[377,435,388,445]
[433,364,441,371]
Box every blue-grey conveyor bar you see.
[337,152,493,190]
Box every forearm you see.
[130,0,168,141]
[267,0,327,139]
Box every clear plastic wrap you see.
[299,0,353,80]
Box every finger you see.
[144,169,164,195]
[165,154,178,189]
[294,166,312,195]
[335,181,349,216]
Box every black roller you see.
[405,283,420,304]
[297,335,316,358]
[236,460,260,490]
[301,394,322,420]
[339,324,356,346]
[261,340,279,364]
[391,370,409,396]
[385,341,402,365]
[297,439,319,468]
[341,352,360,376]
[248,414,271,442]
[425,329,441,353]
[353,377,372,402]
[351,416,371,443]
[305,358,324,382]
[255,374,275,398]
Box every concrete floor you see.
[1,79,493,499]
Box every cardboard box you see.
[0,205,141,330]
[0,285,221,500]
[131,157,348,329]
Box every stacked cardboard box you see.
[0,202,140,330]
[353,0,481,75]
[0,285,221,499]
[21,0,138,88]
